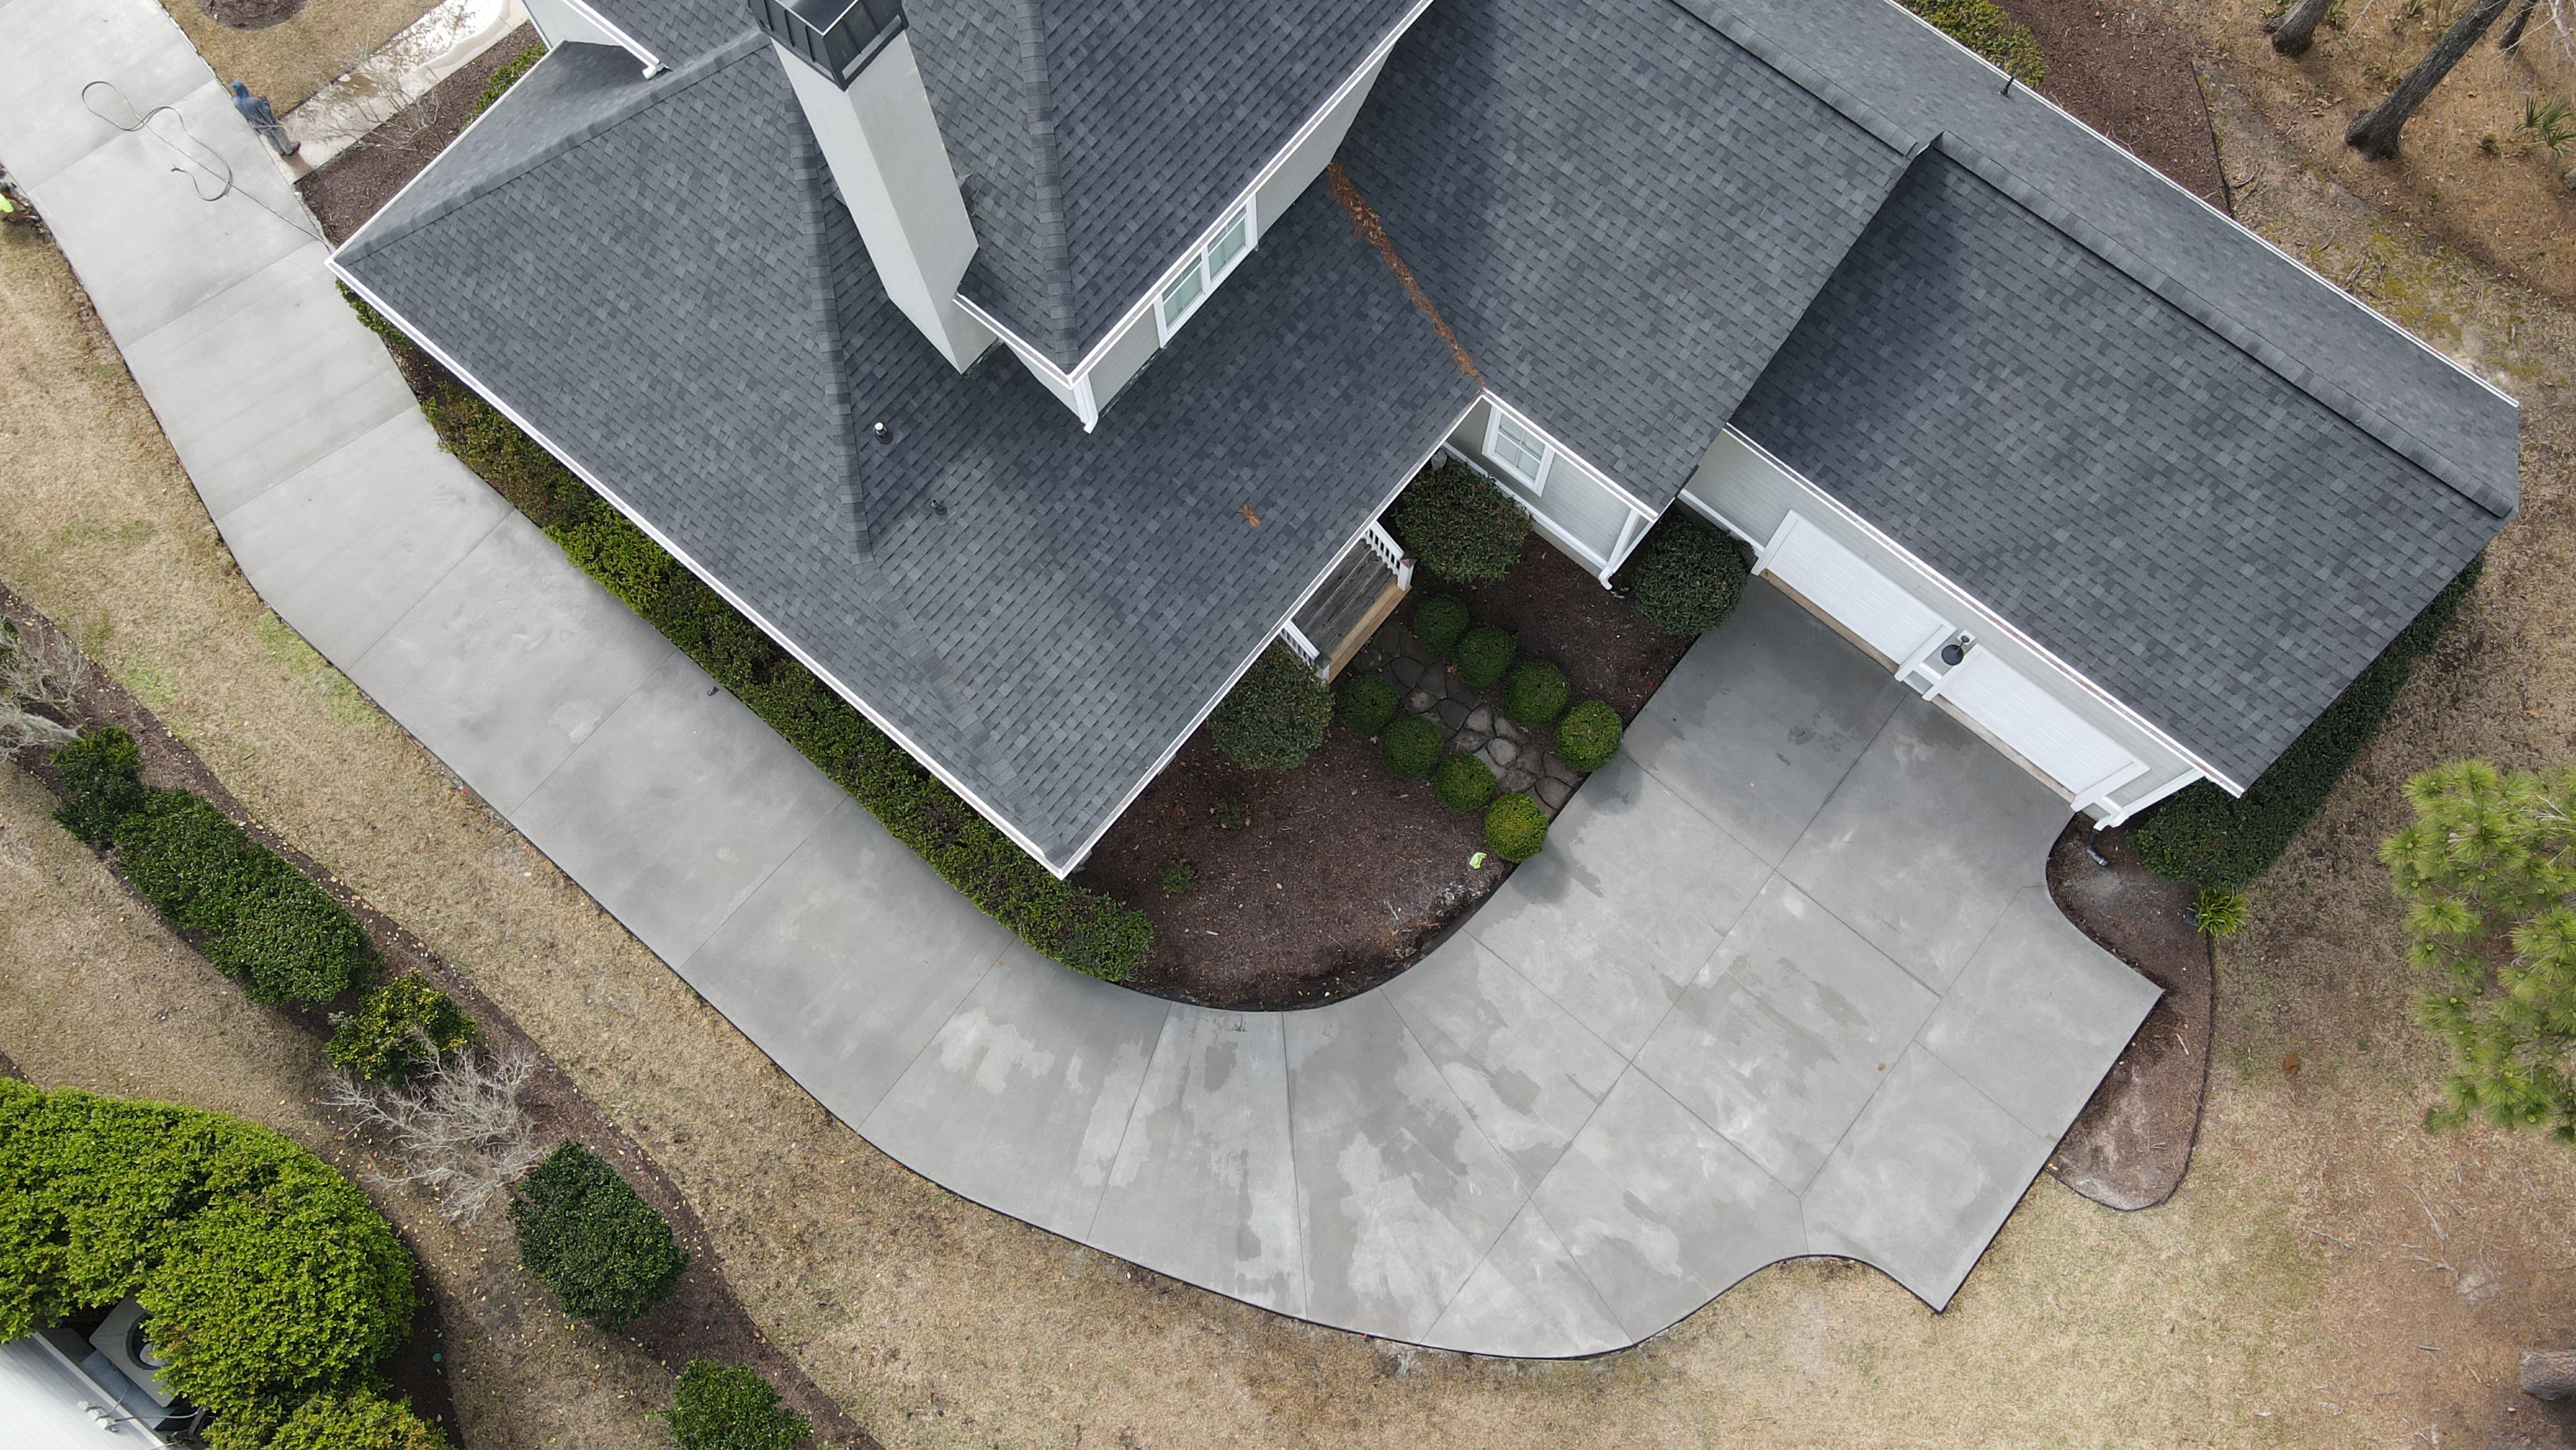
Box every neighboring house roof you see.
[1732,147,2499,788]
[339,42,1478,867]
[907,0,1421,368]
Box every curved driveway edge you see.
[0,3,2159,1358]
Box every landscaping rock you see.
[1545,754,1582,784]
[1481,739,1519,768]
[1536,777,1572,811]
[1391,656,1423,689]
[1501,767,1538,796]
[1464,706,1493,734]
[1453,730,1485,754]
[1406,689,1435,716]
[1436,699,1471,731]
[1495,717,1527,744]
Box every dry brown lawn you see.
[155,0,439,114]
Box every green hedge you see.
[469,45,545,122]
[1553,700,1624,774]
[328,975,476,1084]
[1209,643,1332,772]
[268,1388,451,1450]
[0,1083,417,1441]
[1434,753,1496,812]
[1899,0,2046,84]
[1484,794,1548,862]
[1625,512,1748,638]
[114,789,381,1006]
[663,1360,810,1450]
[1455,625,1516,690]
[509,1142,688,1333]
[1384,463,1529,587]
[1336,675,1400,736]
[51,726,150,846]
[1380,715,1443,781]
[2134,554,2484,888]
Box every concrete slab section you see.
[860,955,1166,1242]
[1636,877,1938,1192]
[1467,754,1770,1056]
[349,515,677,813]
[1780,701,2071,993]
[215,409,510,663]
[1623,582,1907,865]
[0,0,208,186]
[1423,1202,1628,1358]
[1800,1044,2054,1309]
[1384,935,1626,1190]
[668,799,1015,1125]
[1090,1011,1302,1315]
[1918,887,2162,1137]
[1529,1070,1807,1343]
[1287,995,1531,1341]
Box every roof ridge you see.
[1011,0,1078,362]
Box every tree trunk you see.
[2270,0,2336,55]
[2524,1350,2576,1400]
[2499,0,2542,50]
[2346,0,2515,158]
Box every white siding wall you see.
[1443,396,1654,581]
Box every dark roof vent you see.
[751,0,903,84]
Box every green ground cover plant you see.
[1209,643,1332,771]
[1407,593,1471,653]
[1484,793,1549,862]
[663,1359,810,1450]
[1899,0,2046,83]
[1454,625,1516,690]
[1158,860,1196,896]
[1435,753,1497,812]
[1500,659,1569,727]
[508,1142,688,1333]
[1336,674,1400,736]
[0,1083,419,1449]
[1625,512,1749,638]
[1380,715,1443,780]
[328,974,476,1084]
[1553,700,1624,773]
[267,1388,452,1450]
[469,45,543,121]
[1384,463,1530,586]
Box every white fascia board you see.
[327,264,1084,875]
[1720,423,2248,794]
[334,39,556,260]
[955,0,1438,394]
[555,0,663,72]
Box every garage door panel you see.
[1760,515,1948,666]
[1933,650,2142,801]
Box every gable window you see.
[1156,205,1256,341]
[1487,412,1551,491]
[1475,400,1656,575]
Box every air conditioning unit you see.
[89,1299,179,1410]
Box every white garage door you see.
[1931,648,2146,803]
[1757,512,1948,666]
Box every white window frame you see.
[1464,396,1659,581]
[1155,203,1257,344]
[1484,410,1552,494]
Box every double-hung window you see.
[1156,205,1255,341]
[1480,402,1652,571]
[1486,412,1552,492]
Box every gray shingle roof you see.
[340,44,1475,867]
[575,0,752,66]
[1336,0,1910,505]
[907,0,1421,368]
[1731,150,2499,788]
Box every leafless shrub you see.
[326,1039,548,1225]
[0,618,87,758]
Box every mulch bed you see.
[1077,542,1689,1010]
[1995,0,2233,210]
[0,584,877,1449]
[297,22,540,245]
[2042,819,2215,1210]
[200,0,303,30]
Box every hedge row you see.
[2133,554,2484,888]
[0,1083,420,1449]
[1899,0,2046,84]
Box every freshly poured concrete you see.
[1,0,2160,1357]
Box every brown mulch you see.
[199,0,303,30]
[0,584,877,1450]
[2042,819,2214,1210]
[297,23,540,245]
[1994,0,2233,210]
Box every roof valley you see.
[1011,0,1077,362]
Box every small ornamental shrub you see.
[1453,626,1517,690]
[51,725,151,846]
[1553,700,1624,773]
[268,1388,452,1450]
[1484,793,1550,862]
[1408,594,1472,654]
[115,790,381,1006]
[1337,674,1401,737]
[509,1142,688,1332]
[1159,860,1197,896]
[329,975,477,1085]
[1210,643,1332,772]
[2187,886,2250,937]
[1384,463,1530,586]
[1499,659,1570,727]
[471,44,545,120]
[1380,715,1444,781]
[337,282,409,349]
[663,1359,811,1450]
[1212,795,1251,829]
[1434,753,1497,812]
[1626,512,1749,638]
[1899,0,2045,84]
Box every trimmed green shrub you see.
[328,975,476,1084]
[1337,674,1401,736]
[115,790,381,1006]
[337,283,409,349]
[1384,463,1530,587]
[2135,555,2484,888]
[1553,700,1624,774]
[1499,659,1569,727]
[663,1359,810,1450]
[1626,512,1748,638]
[509,1142,688,1332]
[1899,0,2046,84]
[471,44,545,121]
[1380,715,1444,781]
[1408,594,1471,653]
[1159,860,1197,896]
[550,509,675,615]
[1212,795,1251,829]
[50,725,151,846]
[1210,643,1332,772]
[0,1083,416,1431]
[1453,626,1517,690]
[268,1388,452,1450]
[1434,753,1496,812]
[1484,794,1549,862]
[419,382,595,530]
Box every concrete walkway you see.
[0,0,2157,1358]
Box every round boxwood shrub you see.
[1337,674,1401,736]
[1553,700,1624,773]
[1384,462,1530,586]
[268,1388,452,1450]
[1209,642,1332,772]
[1626,512,1749,637]
[663,1359,811,1450]
[1380,714,1444,781]
[1485,793,1550,862]
[51,726,152,846]
[328,974,477,1084]
[1453,625,1517,690]
[1499,659,1570,727]
[1434,753,1497,812]
[508,1142,688,1332]
[1408,594,1471,654]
